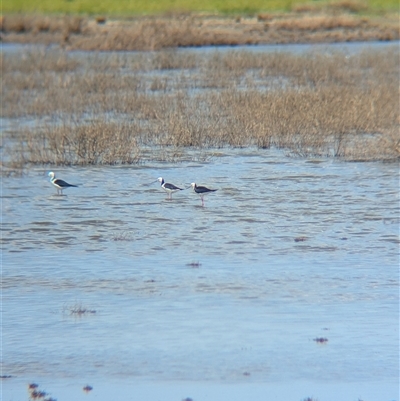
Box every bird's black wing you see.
[164,183,182,190]
[54,179,77,188]
[195,186,217,194]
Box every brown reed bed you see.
[1,12,399,50]
[291,0,369,14]
[2,47,399,168]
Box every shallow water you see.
[2,148,399,400]
[3,40,399,54]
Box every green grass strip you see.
[3,0,399,15]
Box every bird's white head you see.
[48,172,55,180]
[190,183,196,189]
[157,177,163,182]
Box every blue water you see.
[2,149,399,400]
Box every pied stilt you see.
[156,177,184,200]
[190,183,217,206]
[48,171,78,195]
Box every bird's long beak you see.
[142,180,158,187]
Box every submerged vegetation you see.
[63,302,97,316]
[2,46,399,170]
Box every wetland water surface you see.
[2,149,399,401]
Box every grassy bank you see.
[2,12,398,50]
[2,0,398,51]
[3,0,399,15]
[2,47,399,171]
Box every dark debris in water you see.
[28,383,57,401]
[186,262,201,268]
[29,389,48,399]
[83,385,93,392]
[63,303,97,316]
[71,307,96,315]
[313,337,329,343]
[294,236,308,242]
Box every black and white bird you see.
[191,183,217,206]
[48,171,78,195]
[157,177,184,200]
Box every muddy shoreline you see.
[1,12,399,50]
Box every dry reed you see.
[2,13,399,49]
[63,302,96,315]
[2,47,399,167]
[292,0,368,14]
